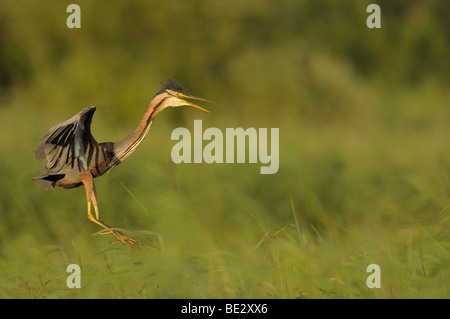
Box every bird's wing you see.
[33,106,98,174]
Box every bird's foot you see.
[99,228,143,248]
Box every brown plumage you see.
[33,80,210,247]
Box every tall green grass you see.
[1,80,449,298]
[0,0,449,299]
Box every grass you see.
[0,79,449,299]
[0,1,448,299]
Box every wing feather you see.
[33,106,97,175]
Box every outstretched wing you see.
[33,106,98,175]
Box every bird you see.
[32,80,210,247]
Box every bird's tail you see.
[32,173,65,190]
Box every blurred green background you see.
[0,0,449,298]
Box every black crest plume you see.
[156,79,183,96]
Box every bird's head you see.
[155,79,211,113]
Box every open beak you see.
[177,93,212,113]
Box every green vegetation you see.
[0,0,449,298]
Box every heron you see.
[32,80,210,247]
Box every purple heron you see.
[32,80,210,247]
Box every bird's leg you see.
[90,190,142,247]
[83,175,142,248]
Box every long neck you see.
[113,94,168,163]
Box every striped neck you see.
[113,94,169,163]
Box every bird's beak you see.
[177,93,211,113]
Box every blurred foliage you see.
[0,0,449,298]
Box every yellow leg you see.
[87,194,143,247]
[83,174,142,248]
